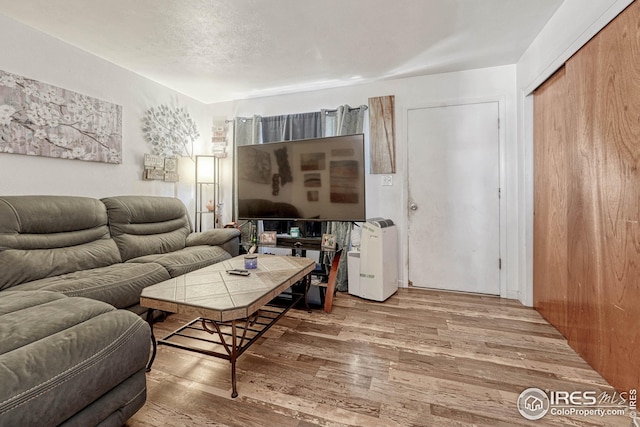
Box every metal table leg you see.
[230,320,238,398]
[145,308,157,372]
[304,273,311,312]
[202,317,245,398]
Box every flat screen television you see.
[236,134,366,222]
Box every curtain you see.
[234,116,260,146]
[287,112,322,141]
[321,104,367,291]
[261,115,286,143]
[337,104,367,136]
[321,109,338,137]
[262,112,322,143]
[233,117,260,236]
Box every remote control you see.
[227,269,250,276]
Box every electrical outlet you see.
[382,175,393,186]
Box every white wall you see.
[515,0,633,306]
[0,14,211,220]
[209,65,520,299]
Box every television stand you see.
[275,236,321,251]
[242,237,322,257]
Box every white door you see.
[407,102,500,294]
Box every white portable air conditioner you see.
[349,218,398,302]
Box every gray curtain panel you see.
[261,112,322,143]
[261,115,286,143]
[321,105,367,291]
[336,105,367,136]
[322,220,352,292]
[287,112,322,141]
[234,116,260,146]
[233,117,260,220]
[321,109,338,137]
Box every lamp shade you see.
[196,155,215,183]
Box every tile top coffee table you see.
[140,254,316,398]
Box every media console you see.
[275,236,322,250]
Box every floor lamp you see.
[195,155,219,231]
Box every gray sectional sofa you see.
[0,195,240,427]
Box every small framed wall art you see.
[259,231,277,246]
[321,233,337,250]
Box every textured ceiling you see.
[0,0,563,103]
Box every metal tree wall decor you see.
[0,69,122,163]
[142,105,200,158]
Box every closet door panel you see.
[564,34,606,376]
[533,67,570,336]
[566,0,640,392]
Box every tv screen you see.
[237,134,366,222]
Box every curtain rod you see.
[224,105,368,123]
[324,105,368,113]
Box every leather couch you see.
[0,195,240,426]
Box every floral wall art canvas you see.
[0,69,122,163]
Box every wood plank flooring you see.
[126,288,631,427]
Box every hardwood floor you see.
[126,288,630,427]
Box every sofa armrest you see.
[186,229,240,248]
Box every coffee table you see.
[140,254,316,397]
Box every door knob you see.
[409,202,418,211]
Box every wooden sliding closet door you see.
[534,0,640,393]
[533,67,570,335]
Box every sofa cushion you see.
[0,290,66,315]
[10,262,171,309]
[0,291,112,354]
[102,196,192,261]
[186,228,241,259]
[0,196,122,290]
[60,370,147,427]
[0,291,150,427]
[186,228,241,247]
[127,245,233,277]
